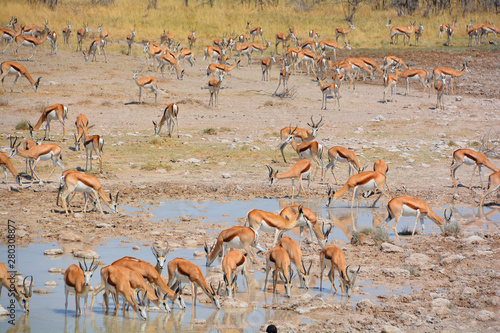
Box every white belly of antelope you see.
[401,205,420,217]
[260,221,277,234]
[224,236,244,250]
[74,181,95,194]
[322,257,333,270]
[355,179,377,192]
[174,270,191,284]
[463,156,476,165]
[336,155,348,163]
[38,152,55,162]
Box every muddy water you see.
[2,198,497,332]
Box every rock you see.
[432,298,451,315]
[476,310,495,321]
[44,249,63,255]
[440,254,465,265]
[185,158,201,163]
[95,223,114,228]
[295,298,332,314]
[356,299,375,312]
[462,235,486,245]
[73,249,100,259]
[371,115,386,122]
[381,268,410,277]
[0,305,8,316]
[381,242,404,253]
[381,325,402,333]
[227,144,236,149]
[222,173,231,179]
[421,163,430,168]
[218,162,226,166]
[460,287,477,299]
[48,267,64,274]
[250,146,260,152]
[438,133,447,138]
[58,231,82,242]
[193,250,206,257]
[455,96,463,101]
[404,253,432,267]
[183,240,198,248]
[33,289,52,295]
[16,230,28,238]
[132,246,140,251]
[222,298,249,308]
[45,280,58,287]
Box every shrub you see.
[203,128,217,135]
[15,120,29,130]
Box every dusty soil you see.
[0,44,499,332]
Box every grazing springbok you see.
[153,103,179,137]
[326,171,391,210]
[222,250,250,298]
[28,103,68,140]
[450,149,499,189]
[9,137,64,185]
[320,245,360,297]
[0,61,41,93]
[280,206,333,249]
[59,171,118,216]
[0,151,21,190]
[277,236,312,289]
[263,246,294,298]
[167,258,221,309]
[380,196,450,242]
[267,160,313,200]
[205,226,267,266]
[325,146,363,185]
[0,263,33,312]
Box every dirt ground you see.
[0,43,499,332]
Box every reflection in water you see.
[3,198,498,332]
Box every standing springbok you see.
[64,259,98,316]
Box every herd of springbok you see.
[1,16,499,320]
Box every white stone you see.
[222,173,231,179]
[45,280,58,287]
[381,243,404,253]
[73,249,100,259]
[44,249,63,255]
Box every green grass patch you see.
[203,128,218,135]
[15,120,29,131]
[141,162,173,171]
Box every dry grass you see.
[2,1,497,51]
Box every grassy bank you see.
[2,0,498,50]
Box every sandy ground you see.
[0,42,499,332]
